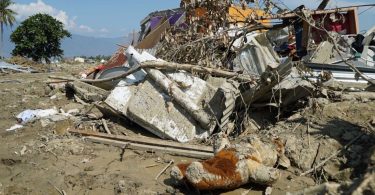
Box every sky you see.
[9,0,375,38]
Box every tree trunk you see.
[0,22,3,58]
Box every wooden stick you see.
[101,119,111,134]
[48,181,66,195]
[155,160,174,180]
[292,122,302,131]
[68,129,213,153]
[317,0,330,10]
[45,80,69,84]
[85,136,212,159]
[74,94,89,106]
[145,164,160,168]
[116,44,128,49]
[300,133,364,176]
[307,119,310,148]
[48,76,76,81]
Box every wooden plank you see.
[67,80,110,102]
[301,21,311,50]
[347,9,359,34]
[136,18,170,49]
[68,129,213,153]
[85,136,213,159]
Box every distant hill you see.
[1,27,132,58]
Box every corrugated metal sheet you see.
[232,32,280,76]
[0,61,36,73]
[218,80,240,133]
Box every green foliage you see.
[0,0,17,57]
[10,13,71,63]
[0,0,16,28]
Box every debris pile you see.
[8,0,375,193]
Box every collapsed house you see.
[42,0,375,192]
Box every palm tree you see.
[0,0,16,57]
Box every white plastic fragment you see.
[6,124,24,131]
[16,108,59,124]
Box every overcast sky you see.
[10,0,375,37]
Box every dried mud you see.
[0,67,374,194]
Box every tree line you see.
[0,0,91,64]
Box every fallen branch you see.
[300,132,364,176]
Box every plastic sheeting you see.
[17,108,59,124]
[0,61,36,73]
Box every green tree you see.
[10,13,71,63]
[0,0,16,57]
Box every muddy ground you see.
[0,64,374,194]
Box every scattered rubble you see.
[1,0,375,194]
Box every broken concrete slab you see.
[105,70,219,142]
[127,46,216,131]
[127,78,210,142]
[104,70,147,113]
[105,47,225,142]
